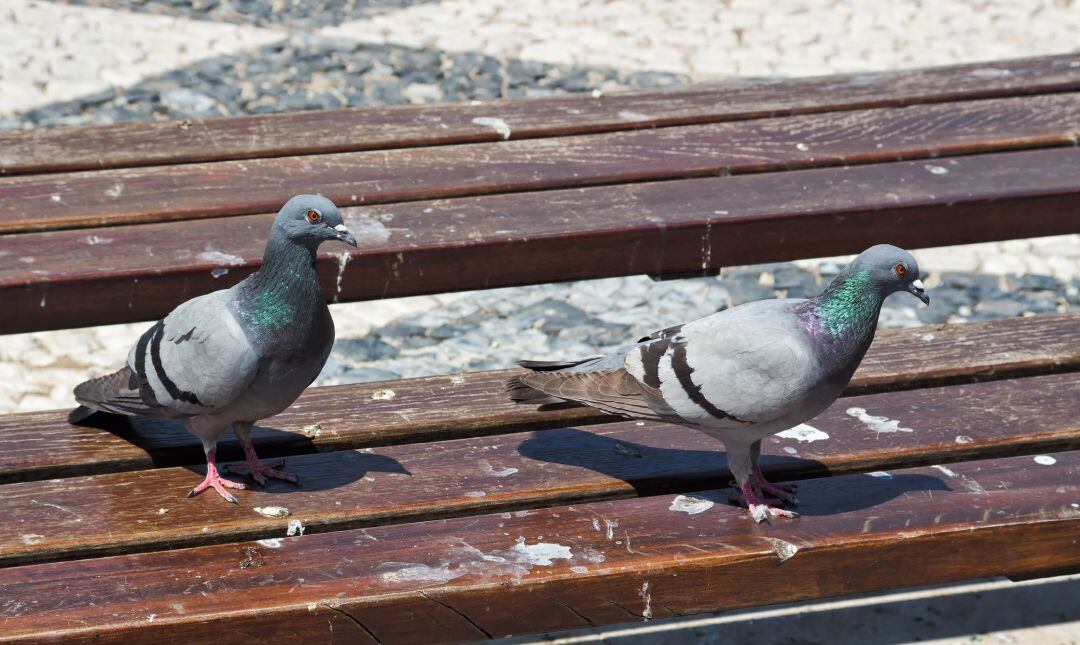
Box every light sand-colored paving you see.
[0,0,280,116]
[325,0,1080,78]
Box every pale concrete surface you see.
[0,0,279,116]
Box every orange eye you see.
[306,209,321,223]
[894,263,907,276]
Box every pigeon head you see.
[848,244,928,304]
[273,195,357,249]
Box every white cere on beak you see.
[334,224,348,233]
[912,279,925,290]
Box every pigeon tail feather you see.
[71,366,157,420]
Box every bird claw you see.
[732,482,799,523]
[187,470,245,504]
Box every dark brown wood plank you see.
[1,92,1078,235]
[0,372,1077,569]
[4,147,1080,334]
[3,54,1079,177]
[1,314,1075,485]
[1,451,1076,642]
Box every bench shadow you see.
[517,427,950,516]
[595,576,1080,644]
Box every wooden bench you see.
[1,55,1079,641]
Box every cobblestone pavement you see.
[0,2,1078,641]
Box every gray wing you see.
[125,290,259,417]
[625,299,820,428]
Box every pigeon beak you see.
[907,279,930,305]
[334,224,357,247]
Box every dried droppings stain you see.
[924,164,949,175]
[257,538,284,548]
[1034,455,1057,466]
[371,389,396,401]
[238,546,264,569]
[254,506,290,518]
[639,581,652,620]
[198,250,245,266]
[20,534,44,545]
[869,471,893,480]
[669,494,714,515]
[777,423,829,443]
[471,116,511,139]
[286,519,305,536]
[846,407,913,433]
[618,110,649,122]
[762,537,800,562]
[479,459,518,477]
[955,435,973,444]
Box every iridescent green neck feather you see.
[236,230,325,342]
[814,269,880,339]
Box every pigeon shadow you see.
[73,411,321,468]
[791,473,952,517]
[71,411,409,493]
[210,450,411,495]
[517,427,950,516]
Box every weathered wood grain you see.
[0,373,1076,568]
[4,146,1080,334]
[2,54,1078,176]
[0,314,1075,484]
[1,451,1076,642]
[2,93,1079,235]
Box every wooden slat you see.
[2,54,1078,176]
[4,147,1080,334]
[2,92,1079,235]
[1,451,1076,642]
[1,314,1076,484]
[0,373,1076,569]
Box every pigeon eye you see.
[306,209,322,223]
[894,263,907,277]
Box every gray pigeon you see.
[69,195,357,503]
[509,244,929,522]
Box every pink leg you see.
[730,481,799,523]
[224,431,299,487]
[187,449,246,504]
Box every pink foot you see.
[731,482,799,523]
[187,455,245,504]
[224,457,299,487]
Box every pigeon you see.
[508,244,929,522]
[69,195,357,503]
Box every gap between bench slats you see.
[2,92,1079,235]
[0,372,1076,568]
[0,450,1075,642]
[0,314,1076,484]
[2,54,1078,176]
[3,147,1080,333]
